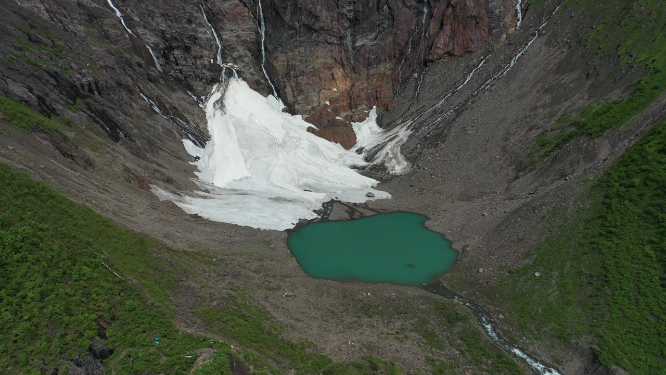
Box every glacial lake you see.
[287,212,458,285]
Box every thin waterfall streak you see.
[413,69,426,101]
[200,5,224,67]
[412,0,429,102]
[147,46,163,72]
[516,0,523,28]
[412,54,490,123]
[140,93,209,145]
[478,4,560,92]
[188,91,205,108]
[258,0,279,99]
[140,93,169,120]
[106,0,135,36]
[419,0,428,56]
[413,4,562,139]
[396,30,416,92]
[106,0,168,76]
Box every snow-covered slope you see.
[152,78,390,230]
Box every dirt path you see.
[188,348,214,374]
[109,350,127,375]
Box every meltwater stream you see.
[425,284,561,375]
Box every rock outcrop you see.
[264,0,497,147]
[1,0,522,153]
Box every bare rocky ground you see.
[1,1,663,374]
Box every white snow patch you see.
[352,108,412,175]
[152,78,389,231]
[266,94,285,112]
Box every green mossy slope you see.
[500,119,666,373]
[528,0,666,165]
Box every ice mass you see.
[152,78,393,231]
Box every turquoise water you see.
[287,212,458,285]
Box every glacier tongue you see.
[152,78,390,231]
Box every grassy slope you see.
[0,163,229,374]
[527,0,666,166]
[0,95,70,132]
[0,164,404,374]
[508,1,666,372]
[497,119,666,373]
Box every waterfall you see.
[417,54,490,121]
[106,0,134,36]
[199,5,240,82]
[516,0,523,29]
[396,30,416,87]
[257,0,280,99]
[200,5,224,67]
[412,0,430,101]
[483,5,559,86]
[188,91,205,108]
[106,0,166,73]
[355,3,562,173]
[140,93,209,147]
[416,4,562,136]
[147,46,163,72]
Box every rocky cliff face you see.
[264,0,502,148]
[2,0,520,152]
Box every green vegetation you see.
[588,119,666,371]
[0,95,68,132]
[195,349,234,375]
[498,119,666,373]
[528,0,666,166]
[197,301,403,374]
[196,300,332,374]
[0,163,216,373]
[528,0,547,10]
[0,164,407,374]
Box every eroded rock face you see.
[263,0,497,148]
[3,0,519,150]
